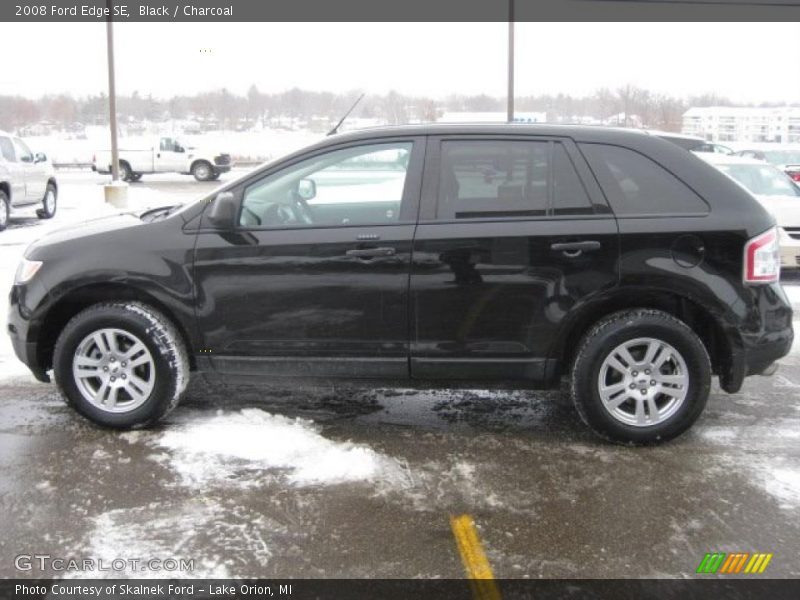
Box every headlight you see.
[15,259,43,284]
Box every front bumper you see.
[7,284,50,382]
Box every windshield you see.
[718,163,800,197]
[762,150,800,166]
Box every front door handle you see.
[346,247,396,259]
[550,240,601,257]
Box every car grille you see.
[214,154,231,166]
[784,227,800,241]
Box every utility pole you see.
[104,0,127,206]
[507,0,515,123]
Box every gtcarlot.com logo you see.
[696,552,773,574]
[15,554,194,573]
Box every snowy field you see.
[0,174,798,578]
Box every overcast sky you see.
[2,22,800,102]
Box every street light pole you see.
[103,0,127,207]
[507,1,515,123]
[106,0,120,182]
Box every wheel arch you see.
[36,282,196,374]
[552,289,739,387]
[0,180,10,200]
[190,158,213,172]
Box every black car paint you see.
[7,124,793,393]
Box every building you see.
[682,106,800,144]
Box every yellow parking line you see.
[449,514,502,600]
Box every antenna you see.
[327,93,365,136]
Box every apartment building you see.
[682,106,800,143]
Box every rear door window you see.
[580,143,709,216]
[0,137,15,162]
[436,139,594,220]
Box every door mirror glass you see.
[34,152,47,163]
[206,191,238,228]
[297,178,316,201]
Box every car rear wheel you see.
[570,309,711,445]
[53,302,189,428]
[0,190,9,231]
[191,161,213,182]
[117,161,132,182]
[36,182,57,219]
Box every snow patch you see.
[764,467,800,510]
[155,408,407,488]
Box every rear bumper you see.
[780,232,800,268]
[721,282,793,392]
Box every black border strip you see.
[4,0,800,22]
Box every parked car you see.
[698,153,800,268]
[8,125,792,444]
[646,131,734,155]
[735,147,800,183]
[0,130,58,231]
[93,136,232,182]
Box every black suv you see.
[7,125,793,443]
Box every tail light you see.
[789,171,800,183]
[92,154,96,163]
[744,227,780,284]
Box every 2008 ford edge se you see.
[7,125,793,443]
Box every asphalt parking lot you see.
[0,172,798,579]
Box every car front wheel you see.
[191,161,214,181]
[571,309,711,444]
[53,302,189,428]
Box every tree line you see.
[0,85,787,134]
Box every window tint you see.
[240,142,412,228]
[552,143,593,215]
[437,140,593,220]
[580,143,708,215]
[0,137,14,162]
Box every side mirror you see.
[206,191,238,228]
[175,145,185,153]
[297,178,316,201]
[34,152,47,163]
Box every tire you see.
[117,161,132,182]
[53,302,190,429]
[130,173,143,182]
[570,309,711,445]
[209,172,221,181]
[36,182,57,219]
[191,161,214,182]
[0,190,8,231]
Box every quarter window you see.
[580,143,708,215]
[436,140,593,220]
[240,142,413,228]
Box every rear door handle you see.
[346,247,396,258]
[550,240,601,256]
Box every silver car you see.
[0,131,58,231]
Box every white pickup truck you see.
[93,136,232,182]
